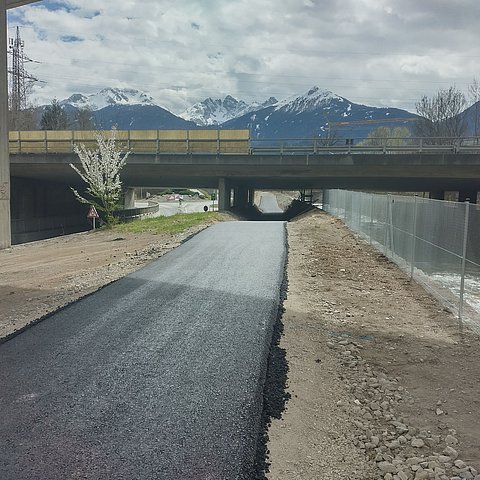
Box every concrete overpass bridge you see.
[5,128,480,245]
[9,128,480,196]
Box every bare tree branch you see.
[415,86,467,144]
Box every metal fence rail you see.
[115,201,159,221]
[251,136,480,155]
[323,190,480,331]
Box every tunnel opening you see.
[231,198,316,221]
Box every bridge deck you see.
[8,130,480,191]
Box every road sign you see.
[87,206,99,219]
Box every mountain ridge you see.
[220,86,418,139]
[179,95,278,126]
[60,87,158,111]
[50,86,422,139]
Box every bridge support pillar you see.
[218,178,231,211]
[248,189,255,206]
[459,190,478,203]
[322,189,329,209]
[429,191,445,201]
[233,187,249,209]
[124,188,136,209]
[0,5,11,249]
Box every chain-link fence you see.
[323,190,480,331]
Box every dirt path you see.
[1,211,480,479]
[266,211,480,480]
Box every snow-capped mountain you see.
[56,88,195,130]
[60,88,157,111]
[180,95,277,126]
[46,85,421,138]
[273,86,344,112]
[221,86,417,139]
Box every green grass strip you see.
[111,212,219,235]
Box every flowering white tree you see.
[70,129,130,226]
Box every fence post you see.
[386,194,394,256]
[390,196,396,255]
[370,193,374,245]
[459,200,470,321]
[358,193,362,231]
[350,192,354,227]
[410,195,418,280]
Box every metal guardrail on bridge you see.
[8,130,480,156]
[250,137,480,155]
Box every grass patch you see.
[111,212,220,235]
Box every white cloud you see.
[7,0,480,113]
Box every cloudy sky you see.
[7,0,480,114]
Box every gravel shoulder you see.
[1,210,480,479]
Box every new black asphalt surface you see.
[0,221,287,480]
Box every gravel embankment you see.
[328,337,479,480]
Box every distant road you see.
[136,199,216,217]
[0,221,286,479]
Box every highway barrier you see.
[8,131,480,156]
[115,201,159,221]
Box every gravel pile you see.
[328,337,479,480]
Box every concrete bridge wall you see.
[11,177,84,220]
[10,177,89,244]
[10,151,480,191]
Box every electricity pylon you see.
[8,26,37,113]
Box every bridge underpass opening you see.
[8,161,480,243]
[224,184,319,221]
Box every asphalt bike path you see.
[0,221,287,479]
